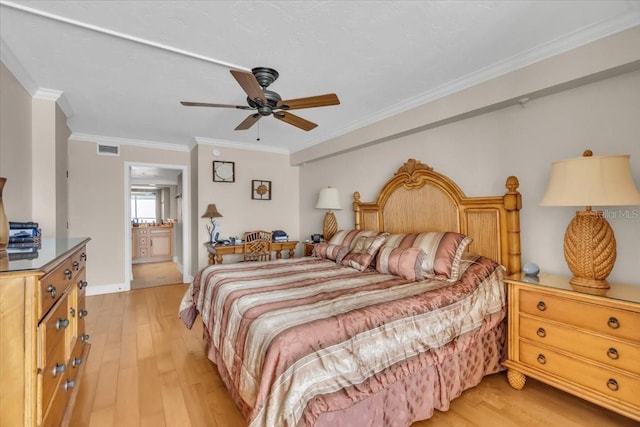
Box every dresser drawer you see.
[520,315,640,374]
[39,259,76,317]
[519,340,640,407]
[40,372,72,427]
[40,341,66,413]
[39,296,71,369]
[519,289,640,342]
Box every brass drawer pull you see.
[607,317,620,329]
[607,348,619,360]
[79,309,88,319]
[536,301,546,311]
[52,363,66,377]
[536,327,546,338]
[607,378,619,392]
[47,284,57,299]
[537,354,546,365]
[56,318,70,330]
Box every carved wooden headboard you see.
[353,159,522,274]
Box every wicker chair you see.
[243,230,272,262]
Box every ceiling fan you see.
[181,67,340,131]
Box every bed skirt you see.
[203,314,506,427]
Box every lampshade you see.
[540,154,640,207]
[201,204,223,218]
[540,150,640,290]
[315,187,342,210]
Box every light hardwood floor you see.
[71,284,637,427]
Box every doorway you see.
[125,162,191,291]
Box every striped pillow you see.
[328,229,380,251]
[312,242,349,263]
[378,232,472,282]
[375,247,427,281]
[341,233,390,272]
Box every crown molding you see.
[70,132,190,152]
[195,136,290,155]
[0,37,37,94]
[33,88,74,117]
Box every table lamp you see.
[540,150,640,289]
[315,187,342,241]
[201,204,223,243]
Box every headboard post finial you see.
[504,176,522,275]
[353,191,362,230]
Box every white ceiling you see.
[1,1,639,154]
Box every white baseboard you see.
[86,283,129,296]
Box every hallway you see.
[131,261,183,289]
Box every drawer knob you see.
[64,379,76,391]
[607,348,619,360]
[70,307,76,317]
[537,354,546,365]
[52,363,66,377]
[77,280,88,290]
[607,378,619,392]
[536,327,546,338]
[64,268,72,279]
[81,334,90,342]
[72,357,82,367]
[79,309,88,319]
[56,318,70,330]
[607,317,620,329]
[47,284,57,299]
[536,301,546,311]
[73,261,80,271]
[81,252,87,261]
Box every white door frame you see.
[124,162,191,290]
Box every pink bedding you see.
[180,254,506,427]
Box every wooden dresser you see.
[503,272,640,421]
[0,238,91,427]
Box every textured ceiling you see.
[1,1,639,154]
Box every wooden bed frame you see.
[353,158,522,274]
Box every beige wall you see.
[299,69,640,286]
[195,144,300,267]
[0,62,32,218]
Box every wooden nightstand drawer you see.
[39,296,71,370]
[519,340,640,407]
[519,289,640,342]
[519,315,640,374]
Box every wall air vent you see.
[97,143,120,156]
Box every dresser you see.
[0,238,91,427]
[503,272,640,421]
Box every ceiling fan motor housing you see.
[251,67,279,88]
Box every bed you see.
[180,158,522,427]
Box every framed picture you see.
[252,180,271,200]
[213,161,235,182]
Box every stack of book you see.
[7,221,41,260]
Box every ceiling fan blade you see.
[230,70,266,104]
[273,111,317,131]
[235,114,261,130]
[277,93,340,110]
[180,101,252,109]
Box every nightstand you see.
[304,242,317,257]
[503,272,640,422]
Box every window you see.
[131,192,157,223]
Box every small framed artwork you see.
[252,180,271,200]
[213,161,235,182]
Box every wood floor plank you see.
[71,284,639,427]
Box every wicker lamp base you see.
[322,211,338,242]
[563,209,616,289]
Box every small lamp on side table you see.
[201,204,223,244]
[315,187,342,242]
[540,150,640,289]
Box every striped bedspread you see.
[179,255,506,427]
